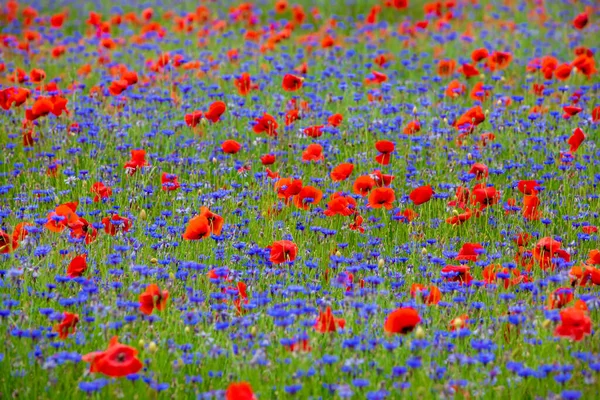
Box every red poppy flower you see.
[563,105,582,119]
[471,185,500,210]
[139,283,169,315]
[282,74,304,91]
[437,59,456,77]
[328,113,343,127]
[293,185,323,210]
[374,140,395,165]
[469,163,488,180]
[547,288,574,310]
[302,144,324,162]
[554,307,591,341]
[446,208,473,225]
[470,81,491,101]
[410,284,441,305]
[554,63,572,81]
[183,215,210,240]
[102,214,132,236]
[205,101,226,123]
[46,202,79,233]
[459,63,480,78]
[91,182,112,202]
[353,176,376,196]
[368,187,395,209]
[304,125,324,138]
[253,113,278,136]
[54,312,79,339]
[487,51,512,71]
[517,180,539,195]
[441,265,473,284]
[185,110,203,127]
[67,254,87,278]
[323,193,356,217]
[161,173,180,191]
[269,240,298,264]
[109,79,129,96]
[0,222,31,254]
[588,250,600,265]
[454,105,485,132]
[222,140,241,154]
[533,237,570,270]
[573,13,588,30]
[582,226,597,234]
[449,314,469,331]
[314,306,346,333]
[445,80,466,97]
[330,163,353,181]
[471,48,489,63]
[456,243,484,262]
[384,307,420,334]
[364,70,388,85]
[349,214,365,233]
[29,68,46,83]
[522,195,541,221]
[568,127,585,153]
[83,336,143,377]
[226,382,256,400]
[371,170,394,187]
[403,120,421,135]
[260,154,276,165]
[234,73,258,96]
[124,149,148,175]
[409,185,435,205]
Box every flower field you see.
[0,0,599,398]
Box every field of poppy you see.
[0,0,599,399]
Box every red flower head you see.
[302,144,324,162]
[269,240,298,264]
[469,163,488,180]
[328,113,343,127]
[315,306,346,333]
[124,149,148,175]
[253,113,278,136]
[455,243,484,262]
[183,215,210,240]
[91,182,112,202]
[554,307,592,341]
[161,173,181,191]
[403,120,421,135]
[222,140,242,154]
[371,170,395,187]
[471,185,500,210]
[282,74,304,91]
[517,180,539,195]
[409,185,435,205]
[324,193,356,217]
[185,110,203,127]
[368,187,395,209]
[568,127,585,153]
[67,254,87,278]
[234,73,258,96]
[410,284,441,305]
[54,312,79,339]
[293,185,323,210]
[304,125,324,138]
[441,265,473,285]
[587,249,600,266]
[533,237,570,270]
[260,154,276,165]
[548,288,574,310]
[330,163,353,182]
[471,48,489,63]
[226,382,256,400]
[573,13,588,30]
[200,207,224,236]
[384,307,421,334]
[205,101,226,123]
[46,202,79,233]
[350,176,374,197]
[102,214,132,236]
[374,140,395,165]
[139,283,169,315]
[83,336,143,377]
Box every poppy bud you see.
[421,247,427,255]
[197,189,202,195]
[453,209,460,216]
[415,325,425,339]
[211,157,217,163]
[185,326,190,333]
[148,341,158,352]
[542,319,552,328]
[139,209,147,220]
[151,258,158,264]
[378,258,384,268]
[453,318,464,328]
[54,196,60,204]
[251,326,257,335]
[412,106,417,114]
[335,250,342,257]
[169,272,175,280]
[139,339,145,347]
[467,153,472,160]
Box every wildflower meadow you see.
[0,0,599,399]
